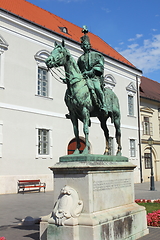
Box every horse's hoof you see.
[103,151,109,155]
[116,151,121,156]
[81,151,89,155]
[81,147,89,155]
[73,149,80,155]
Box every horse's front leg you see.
[99,117,110,155]
[70,114,80,154]
[81,108,90,154]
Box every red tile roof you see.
[0,0,137,69]
[140,76,160,103]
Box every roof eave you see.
[1,7,142,73]
[140,95,160,104]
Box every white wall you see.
[0,10,142,194]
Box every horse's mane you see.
[65,47,81,74]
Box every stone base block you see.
[40,221,48,240]
[78,203,149,240]
[40,203,148,240]
[47,224,79,240]
[40,156,149,240]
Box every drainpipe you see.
[136,75,143,183]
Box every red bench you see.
[18,180,46,194]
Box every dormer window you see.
[59,27,68,34]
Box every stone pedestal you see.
[40,155,148,240]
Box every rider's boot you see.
[91,90,99,106]
[100,103,108,115]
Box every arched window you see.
[0,35,9,88]
[67,138,87,155]
[34,50,52,98]
[104,74,116,90]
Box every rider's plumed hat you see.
[80,25,91,45]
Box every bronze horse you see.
[46,40,122,155]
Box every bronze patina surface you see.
[46,26,121,156]
[59,154,128,162]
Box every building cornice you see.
[141,139,160,145]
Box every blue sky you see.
[27,0,160,83]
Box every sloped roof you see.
[140,76,160,103]
[0,0,137,69]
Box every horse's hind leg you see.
[114,115,122,156]
[70,114,80,154]
[99,117,110,155]
[81,108,90,154]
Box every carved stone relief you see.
[45,185,83,226]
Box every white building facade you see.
[140,76,160,182]
[0,2,142,194]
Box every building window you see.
[142,117,153,135]
[130,139,136,157]
[128,95,134,116]
[0,121,3,158]
[35,50,52,98]
[0,35,9,88]
[126,82,136,117]
[108,137,114,155]
[38,67,48,97]
[38,129,49,155]
[104,74,116,90]
[59,27,68,34]
[144,153,151,169]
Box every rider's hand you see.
[83,69,94,78]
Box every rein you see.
[48,68,65,84]
[49,67,87,100]
[47,45,89,99]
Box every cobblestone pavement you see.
[0,181,160,240]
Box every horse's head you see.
[45,40,68,69]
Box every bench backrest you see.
[18,180,40,182]
[18,180,40,185]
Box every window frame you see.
[144,153,151,169]
[126,82,136,117]
[38,67,48,97]
[36,127,52,159]
[104,74,116,90]
[34,50,52,99]
[128,95,134,116]
[0,121,3,158]
[142,116,153,135]
[0,35,9,88]
[130,139,136,157]
[38,129,49,155]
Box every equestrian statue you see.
[45,26,122,156]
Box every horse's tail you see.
[104,88,120,121]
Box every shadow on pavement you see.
[0,224,39,240]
